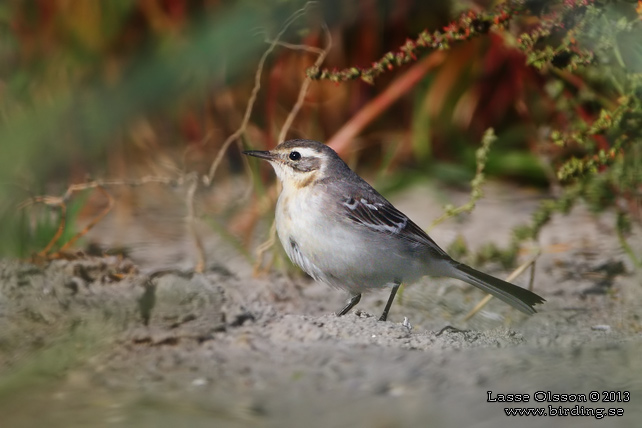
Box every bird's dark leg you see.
[379,282,401,322]
[336,293,361,316]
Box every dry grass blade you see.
[462,251,540,321]
[253,221,278,276]
[59,186,114,252]
[39,202,66,256]
[185,173,206,273]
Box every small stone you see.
[191,378,208,387]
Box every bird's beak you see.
[243,150,277,161]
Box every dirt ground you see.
[1,182,641,428]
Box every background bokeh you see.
[0,0,640,265]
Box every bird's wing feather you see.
[341,194,449,258]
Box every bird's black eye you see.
[289,151,301,161]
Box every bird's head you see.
[243,139,340,189]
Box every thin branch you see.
[18,175,182,210]
[183,2,320,271]
[278,23,331,143]
[265,39,326,54]
[253,23,332,273]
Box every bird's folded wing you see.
[341,195,449,258]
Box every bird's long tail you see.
[450,262,545,315]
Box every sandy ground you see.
[1,181,641,428]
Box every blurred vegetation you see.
[0,0,640,266]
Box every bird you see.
[244,139,544,321]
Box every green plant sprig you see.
[307,0,598,84]
[428,128,496,232]
[306,2,524,84]
[555,97,641,181]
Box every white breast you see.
[275,185,327,282]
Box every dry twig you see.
[59,186,114,252]
[204,2,317,186]
[185,173,206,272]
[19,184,118,257]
